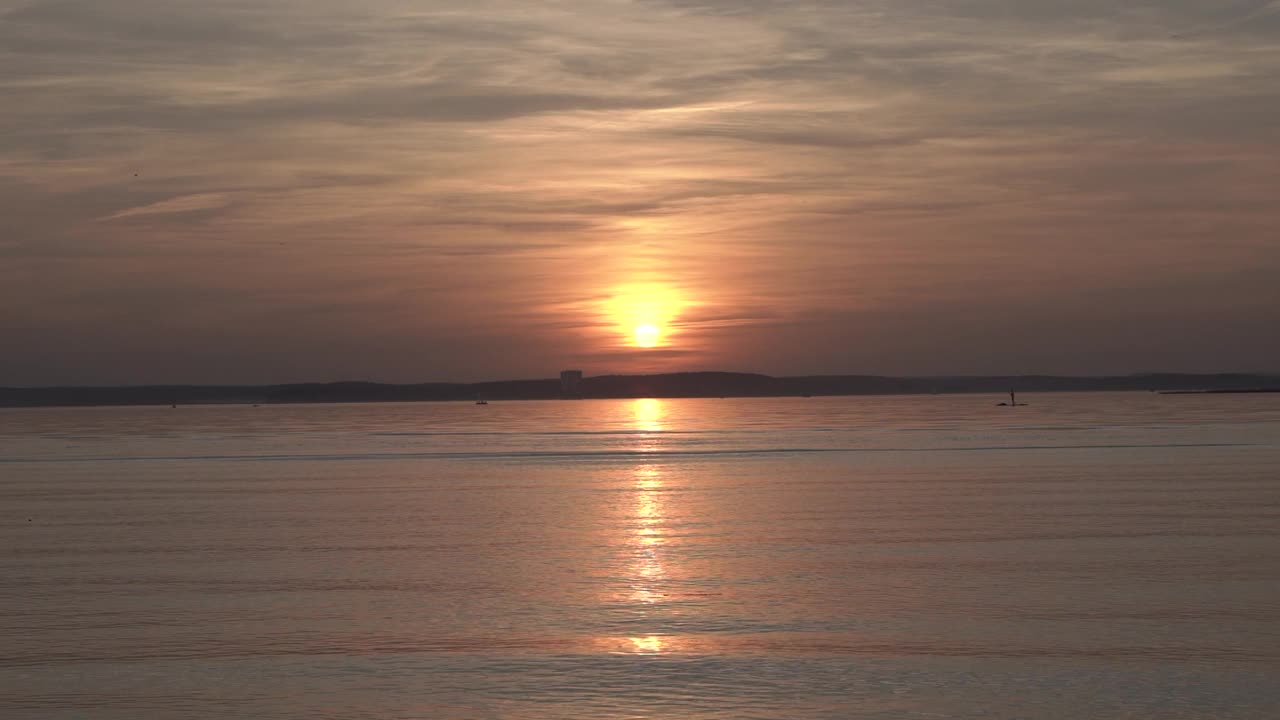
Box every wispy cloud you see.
[1,0,1278,383]
[103,192,234,220]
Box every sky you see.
[2,0,1279,385]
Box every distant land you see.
[2,372,1280,408]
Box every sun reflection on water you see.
[605,405,681,655]
[627,635,667,654]
[632,397,664,433]
[627,464,668,603]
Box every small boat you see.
[997,390,1027,407]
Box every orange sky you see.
[2,1,1279,384]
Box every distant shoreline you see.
[1158,388,1280,395]
[3,371,1279,409]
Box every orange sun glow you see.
[606,284,686,349]
[634,323,661,347]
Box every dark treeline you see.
[2,372,1278,408]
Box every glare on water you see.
[2,393,1279,719]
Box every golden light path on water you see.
[631,397,664,434]
[616,399,672,655]
[625,462,670,655]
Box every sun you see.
[634,323,661,348]
[605,284,685,349]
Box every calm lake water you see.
[2,393,1279,719]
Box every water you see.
[2,393,1278,719]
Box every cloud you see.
[1,0,1278,382]
[1172,0,1280,37]
[103,193,234,220]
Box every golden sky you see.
[2,0,1279,383]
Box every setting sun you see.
[634,323,661,347]
[605,284,687,349]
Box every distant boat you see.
[997,390,1027,407]
[475,398,488,405]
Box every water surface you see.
[3,393,1278,718]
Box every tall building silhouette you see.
[560,370,583,398]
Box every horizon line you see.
[5,369,1280,391]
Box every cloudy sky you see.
[2,0,1278,385]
